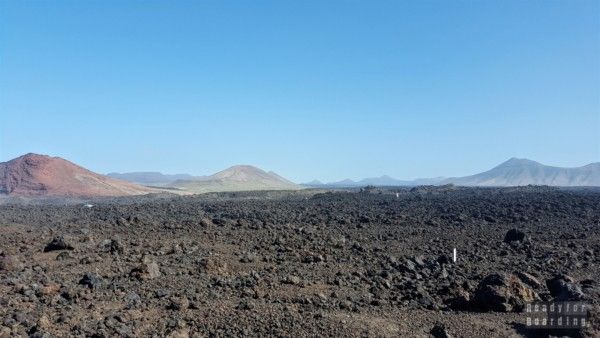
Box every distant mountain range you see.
[109,165,301,193]
[0,154,301,197]
[440,158,600,186]
[303,176,446,187]
[1,154,598,198]
[170,165,301,193]
[303,158,600,187]
[107,172,203,186]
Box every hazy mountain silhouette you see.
[304,176,445,187]
[107,172,202,186]
[442,158,600,186]
[302,180,324,187]
[304,158,599,187]
[170,165,300,193]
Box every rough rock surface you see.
[0,256,24,272]
[0,187,598,337]
[130,256,161,280]
[472,273,538,312]
[546,274,586,301]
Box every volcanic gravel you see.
[0,186,599,337]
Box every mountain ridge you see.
[107,172,202,186]
[169,165,301,193]
[6,154,597,197]
[441,158,600,186]
[303,158,600,187]
[303,176,446,187]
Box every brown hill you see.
[0,153,155,197]
[170,165,301,193]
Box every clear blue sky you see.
[1,1,599,182]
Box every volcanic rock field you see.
[0,186,599,337]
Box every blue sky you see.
[1,1,599,182]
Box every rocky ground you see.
[0,186,599,337]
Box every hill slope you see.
[170,165,300,193]
[443,158,600,186]
[0,153,155,197]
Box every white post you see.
[453,248,457,263]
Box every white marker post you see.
[453,248,457,263]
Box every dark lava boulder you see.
[44,236,75,252]
[546,274,585,301]
[503,229,527,243]
[473,273,538,312]
[430,322,453,338]
[79,272,103,289]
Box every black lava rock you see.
[503,229,526,243]
[430,322,453,338]
[472,273,538,312]
[546,274,585,301]
[44,236,75,252]
[79,272,103,289]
